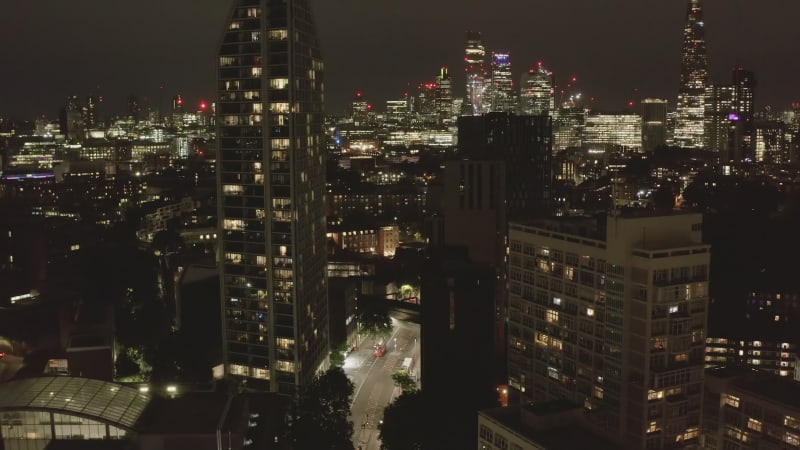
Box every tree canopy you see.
[358,302,393,341]
[290,367,355,450]
[379,391,426,450]
[390,370,417,394]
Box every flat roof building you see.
[704,367,800,449]
[478,401,619,450]
[508,211,709,449]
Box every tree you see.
[652,183,677,211]
[391,370,417,393]
[358,303,393,342]
[290,367,355,450]
[379,391,427,450]
[329,341,350,368]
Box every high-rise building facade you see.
[552,106,586,153]
[730,67,756,162]
[351,91,369,126]
[217,0,329,394]
[674,0,708,149]
[641,98,668,153]
[519,64,555,116]
[435,67,454,125]
[491,51,515,113]
[464,31,489,115]
[583,112,642,152]
[458,112,552,219]
[704,84,734,157]
[508,213,709,449]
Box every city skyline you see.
[1,0,799,119]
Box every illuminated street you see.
[345,317,420,450]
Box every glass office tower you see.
[674,0,708,149]
[217,0,329,395]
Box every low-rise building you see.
[478,401,619,450]
[704,367,800,449]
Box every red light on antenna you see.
[200,102,207,110]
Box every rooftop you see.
[707,367,800,411]
[44,440,135,450]
[136,390,244,434]
[480,404,619,450]
[0,376,150,430]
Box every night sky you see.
[0,0,798,120]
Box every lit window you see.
[276,360,295,373]
[669,305,679,314]
[268,29,288,40]
[271,138,290,149]
[786,416,800,431]
[553,297,562,306]
[270,78,289,89]
[594,386,604,399]
[648,390,664,401]
[223,185,243,195]
[647,421,660,433]
[225,253,243,264]
[270,102,290,113]
[586,307,595,317]
[230,364,248,376]
[251,67,262,77]
[223,219,245,230]
[747,418,762,432]
[723,394,740,408]
[546,309,559,324]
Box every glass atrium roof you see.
[0,377,151,429]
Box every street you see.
[345,317,420,450]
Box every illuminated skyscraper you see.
[730,67,756,161]
[351,91,369,126]
[641,98,667,152]
[217,0,329,394]
[435,67,454,125]
[464,31,488,115]
[704,84,734,157]
[674,0,708,149]
[518,63,554,116]
[490,51,515,112]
